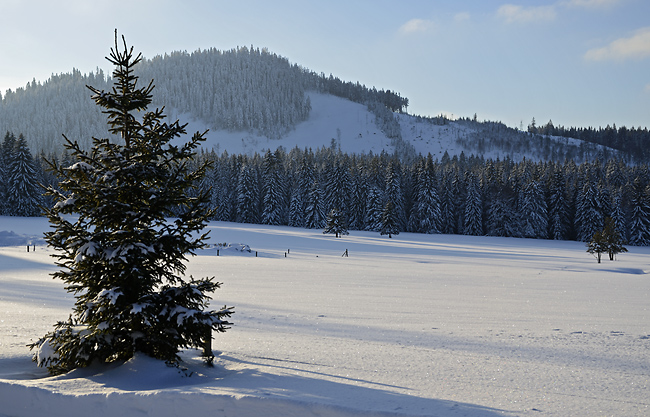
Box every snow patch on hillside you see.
[185,93,394,156]
[178,92,613,162]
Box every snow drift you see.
[0,216,649,416]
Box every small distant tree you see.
[29,33,233,375]
[587,217,627,263]
[586,230,607,263]
[380,200,400,238]
[603,216,627,261]
[323,207,348,238]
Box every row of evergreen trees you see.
[3,130,650,246]
[528,119,650,163]
[199,146,650,245]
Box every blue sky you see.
[1,0,648,129]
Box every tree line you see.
[3,130,650,246]
[200,145,650,245]
[528,119,650,163]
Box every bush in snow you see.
[587,217,627,263]
[215,243,252,253]
[323,208,348,238]
[29,33,233,375]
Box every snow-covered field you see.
[0,216,648,416]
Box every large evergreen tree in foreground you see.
[30,34,233,375]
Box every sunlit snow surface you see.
[1,216,649,416]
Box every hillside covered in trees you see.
[1,45,649,246]
[0,46,406,155]
[0,45,645,162]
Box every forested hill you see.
[0,46,406,156]
[0,45,645,162]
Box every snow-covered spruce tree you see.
[324,155,350,218]
[602,216,627,260]
[261,149,286,225]
[438,174,457,235]
[0,132,17,215]
[519,180,548,239]
[384,161,405,231]
[364,185,384,232]
[380,200,400,238]
[304,180,325,229]
[30,34,233,375]
[323,207,349,238]
[463,172,483,236]
[289,155,315,228]
[6,134,44,217]
[348,164,367,231]
[210,157,236,222]
[486,177,520,238]
[610,190,627,244]
[412,155,441,234]
[628,177,650,246]
[574,179,603,242]
[547,168,569,240]
[236,163,260,223]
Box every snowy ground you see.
[0,216,649,416]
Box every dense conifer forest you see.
[527,119,650,163]
[4,130,648,246]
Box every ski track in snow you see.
[0,216,649,416]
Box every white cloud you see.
[564,0,623,9]
[584,27,650,61]
[497,4,557,23]
[454,12,471,23]
[399,18,435,35]
[645,83,650,94]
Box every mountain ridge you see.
[0,45,633,162]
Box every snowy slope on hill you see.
[182,93,395,156]
[179,92,477,157]
[178,92,611,161]
[1,216,649,417]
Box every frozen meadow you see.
[0,216,648,416]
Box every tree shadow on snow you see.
[0,351,516,416]
[205,353,516,417]
[598,267,646,275]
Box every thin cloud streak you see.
[497,4,557,23]
[584,27,650,61]
[399,18,435,34]
[565,0,624,9]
